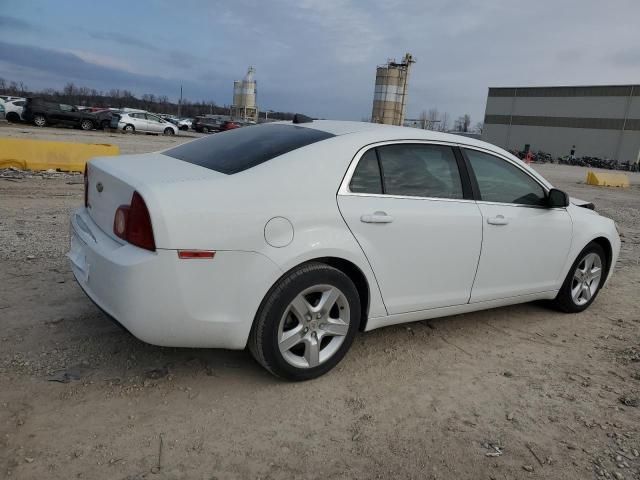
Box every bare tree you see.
[462,114,471,132]
[419,110,428,129]
[440,112,449,132]
[475,121,484,134]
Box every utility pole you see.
[178,85,183,117]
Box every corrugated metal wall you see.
[482,85,640,161]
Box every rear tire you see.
[6,112,20,123]
[202,126,209,133]
[249,263,360,381]
[552,242,606,313]
[33,114,46,127]
[123,124,135,133]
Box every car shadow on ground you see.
[51,295,558,386]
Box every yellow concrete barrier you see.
[0,138,119,172]
[586,170,630,188]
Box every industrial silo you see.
[231,66,258,122]
[371,53,415,126]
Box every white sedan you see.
[69,118,620,380]
[111,111,178,135]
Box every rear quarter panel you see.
[150,134,388,318]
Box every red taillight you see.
[112,191,156,251]
[84,164,89,208]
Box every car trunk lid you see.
[86,152,221,244]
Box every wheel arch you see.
[312,256,370,331]
[256,256,372,332]
[591,236,613,279]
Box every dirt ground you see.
[1,125,639,480]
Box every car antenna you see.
[292,114,313,124]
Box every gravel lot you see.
[1,125,639,479]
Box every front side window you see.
[146,114,162,123]
[377,144,463,199]
[464,149,546,206]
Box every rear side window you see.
[377,144,463,199]
[464,149,546,205]
[350,149,383,194]
[165,124,335,174]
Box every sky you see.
[1,0,640,125]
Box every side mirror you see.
[547,188,569,208]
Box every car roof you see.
[278,119,518,158]
[273,120,552,188]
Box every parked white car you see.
[111,111,178,135]
[1,97,27,122]
[69,119,620,380]
[177,118,192,131]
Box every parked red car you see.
[219,121,241,131]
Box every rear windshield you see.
[164,124,335,174]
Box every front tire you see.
[249,263,360,381]
[80,119,94,131]
[33,114,46,127]
[163,127,174,136]
[552,242,606,313]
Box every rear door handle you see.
[487,214,509,226]
[361,211,394,224]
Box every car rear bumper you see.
[69,208,281,349]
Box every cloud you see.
[0,15,37,31]
[63,49,141,74]
[0,40,221,101]
[88,31,156,51]
[87,29,202,70]
[609,49,640,67]
[4,0,640,122]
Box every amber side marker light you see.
[177,250,216,259]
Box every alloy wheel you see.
[277,285,350,368]
[34,115,46,127]
[571,252,602,306]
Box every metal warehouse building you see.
[482,85,640,161]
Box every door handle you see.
[361,211,394,224]
[487,214,509,226]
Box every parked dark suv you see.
[192,116,222,133]
[23,98,99,130]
